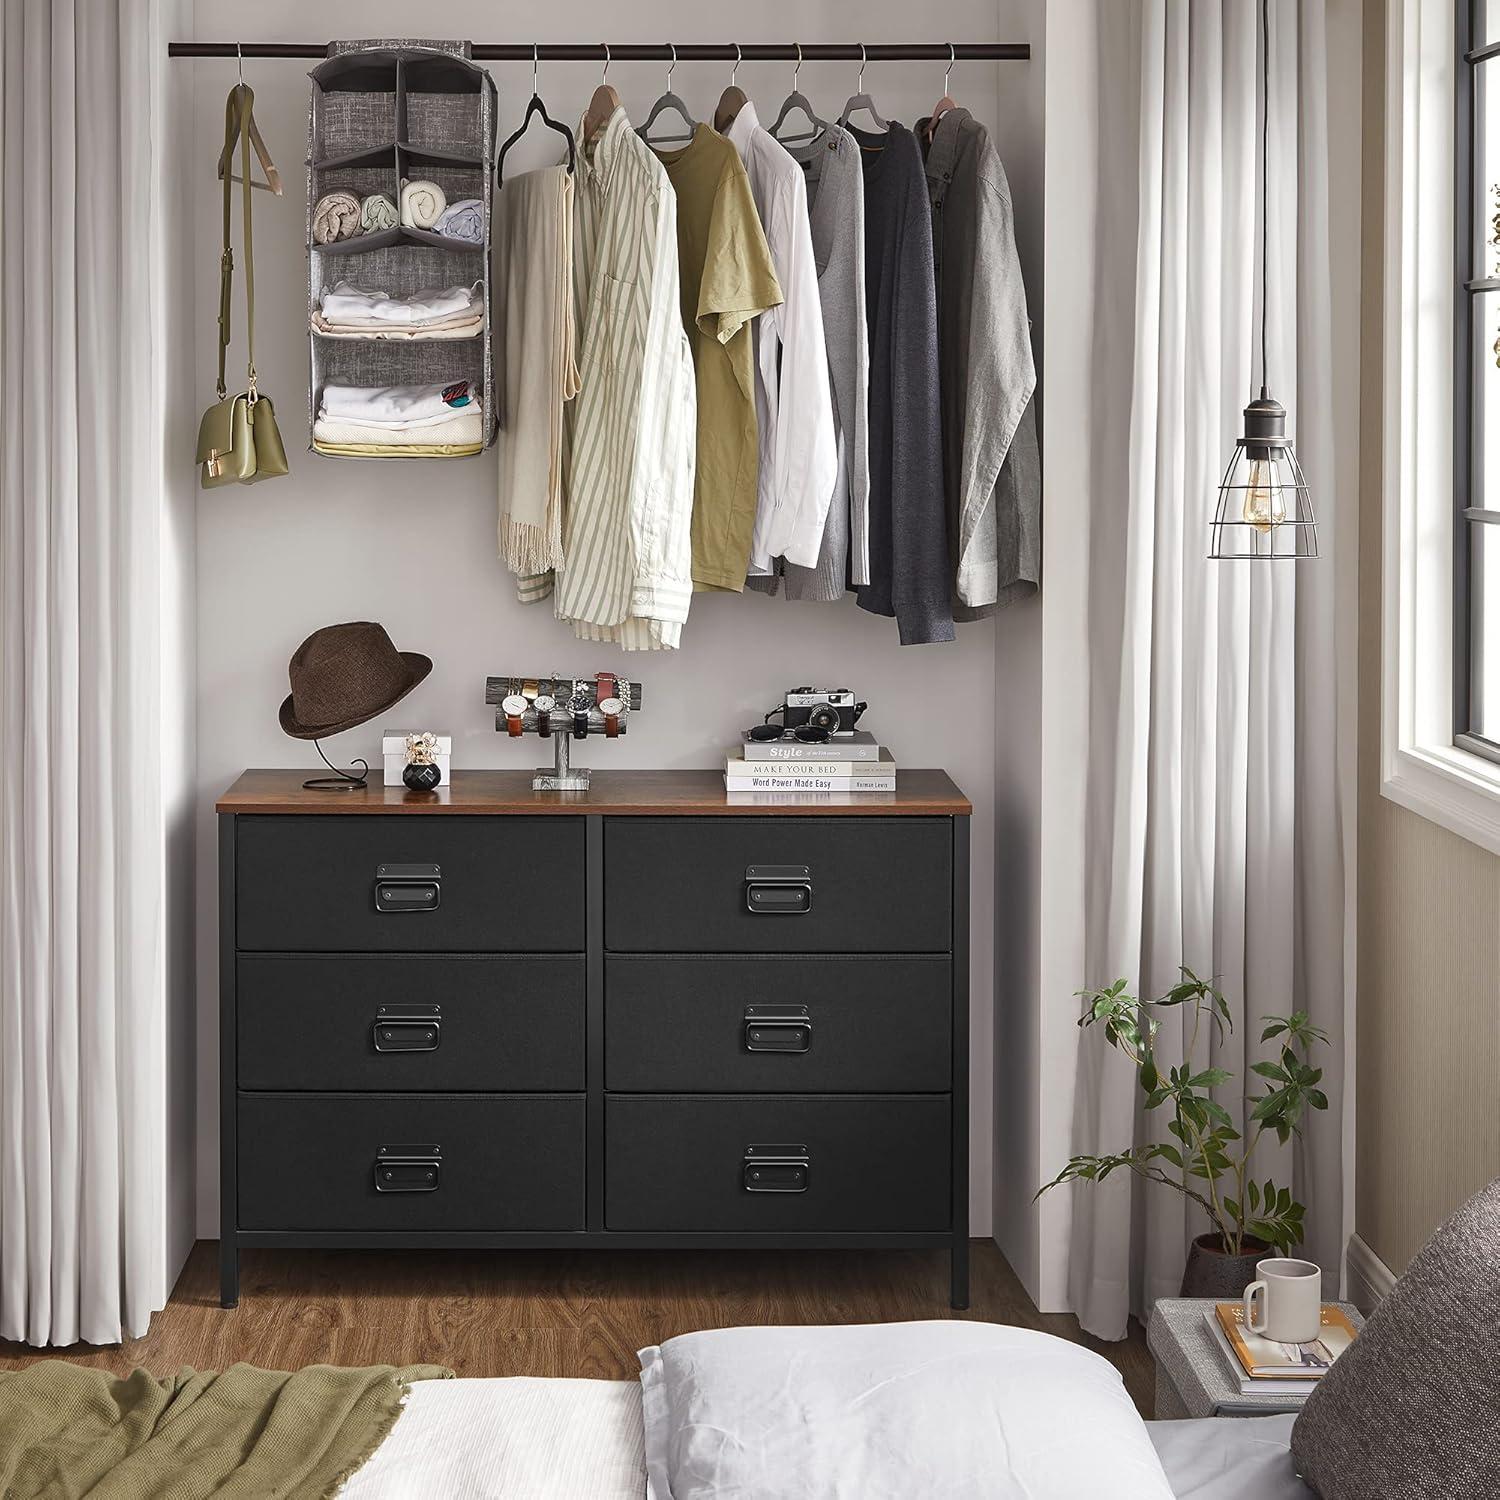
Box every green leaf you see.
[1307,1089,1329,1111]
[1188,1067,1233,1089]
[1250,1061,1288,1081]
[1140,1059,1159,1092]
[1156,1144,1184,1169]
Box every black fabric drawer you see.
[235,816,583,952]
[238,955,585,1092]
[604,818,952,953]
[605,956,951,1093]
[605,1095,951,1232]
[237,1094,584,1231]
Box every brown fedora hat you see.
[279,621,432,740]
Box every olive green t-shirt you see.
[654,126,783,591]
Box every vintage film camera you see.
[781,687,866,737]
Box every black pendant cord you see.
[302,739,369,791]
[1259,0,1270,404]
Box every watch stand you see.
[484,675,643,791]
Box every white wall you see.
[187,0,1045,1240]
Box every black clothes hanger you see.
[497,46,576,185]
[839,43,890,133]
[769,43,830,147]
[637,43,699,146]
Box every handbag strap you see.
[216,85,258,402]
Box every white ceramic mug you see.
[1242,1257,1322,1343]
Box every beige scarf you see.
[496,165,581,578]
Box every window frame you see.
[1381,0,1500,854]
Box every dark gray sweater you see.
[850,123,954,645]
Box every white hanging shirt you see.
[726,102,838,573]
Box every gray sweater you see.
[747,123,871,602]
[850,123,953,644]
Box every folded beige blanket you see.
[312,191,361,244]
[496,165,580,577]
[400,179,447,230]
[312,311,484,341]
[313,410,484,448]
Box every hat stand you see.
[485,674,643,791]
[303,738,370,791]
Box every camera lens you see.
[807,704,841,733]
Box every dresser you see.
[217,769,972,1308]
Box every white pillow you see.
[638,1320,1176,1500]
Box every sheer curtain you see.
[0,0,177,1346]
[1056,0,1349,1340]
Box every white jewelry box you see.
[382,731,452,787]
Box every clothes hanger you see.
[497,45,577,185]
[714,43,749,133]
[838,44,891,135]
[217,45,283,194]
[768,43,830,147]
[637,44,700,146]
[583,43,622,143]
[924,44,959,143]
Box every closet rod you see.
[167,41,1030,63]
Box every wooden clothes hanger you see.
[583,43,621,143]
[637,44,700,146]
[838,43,890,135]
[497,46,577,184]
[768,43,830,147]
[714,43,748,133]
[217,49,282,194]
[924,44,959,143]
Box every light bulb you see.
[1241,457,1286,533]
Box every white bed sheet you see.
[1148,1415,1313,1500]
[339,1376,646,1499]
[340,1376,1312,1500]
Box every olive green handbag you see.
[197,83,288,487]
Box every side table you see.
[1147,1297,1365,1418]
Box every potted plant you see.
[1038,968,1329,1297]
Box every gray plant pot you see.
[1179,1233,1272,1299]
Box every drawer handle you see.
[374,1143,442,1193]
[372,1007,442,1053]
[743,1143,810,1193]
[375,863,442,914]
[744,865,812,915]
[743,1006,812,1053]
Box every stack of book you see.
[725,730,896,794]
[1205,1302,1359,1397]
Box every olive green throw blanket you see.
[0,1360,452,1498]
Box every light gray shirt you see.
[918,107,1039,613]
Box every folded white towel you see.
[400,179,447,229]
[319,282,480,327]
[312,191,361,244]
[320,380,480,426]
[359,193,398,232]
[312,310,484,342]
[313,409,484,448]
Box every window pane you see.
[1475,61,1500,280]
[1470,524,1500,738]
[1473,293,1500,510]
[1481,0,1500,49]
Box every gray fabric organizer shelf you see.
[306,40,497,456]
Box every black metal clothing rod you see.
[168,41,1029,63]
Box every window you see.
[1456,1,1500,756]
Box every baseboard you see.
[1345,1233,1396,1313]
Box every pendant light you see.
[1209,0,1316,561]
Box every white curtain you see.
[0,0,172,1345]
[1061,0,1348,1339]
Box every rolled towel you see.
[433,198,484,244]
[399,179,447,230]
[359,192,398,232]
[312,191,361,244]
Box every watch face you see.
[570,690,592,712]
[501,694,528,716]
[597,697,624,716]
[534,695,557,713]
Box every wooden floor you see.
[0,1240,1155,1415]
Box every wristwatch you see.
[534,693,556,738]
[595,671,618,709]
[598,696,624,737]
[570,688,591,740]
[522,678,539,702]
[500,693,527,737]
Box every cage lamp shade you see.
[1208,395,1317,560]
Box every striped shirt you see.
[529,108,696,650]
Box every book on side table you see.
[726,739,896,793]
[1205,1302,1359,1397]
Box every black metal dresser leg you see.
[220,1238,239,1309]
[950,1237,970,1311]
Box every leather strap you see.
[217,86,259,403]
[595,672,617,706]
